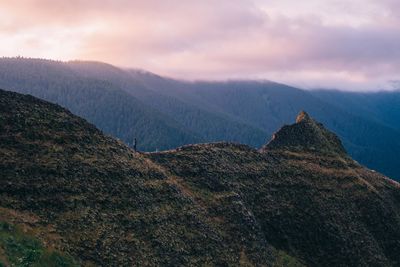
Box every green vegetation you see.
[1,89,400,266]
[1,57,399,180]
[263,111,348,156]
[273,250,306,267]
[0,222,77,267]
[150,125,400,266]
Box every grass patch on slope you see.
[273,250,306,267]
[0,221,78,267]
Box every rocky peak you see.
[261,111,347,156]
[296,110,312,123]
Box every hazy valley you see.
[2,0,400,265]
[1,58,399,181]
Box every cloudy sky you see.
[1,0,399,90]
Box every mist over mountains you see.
[0,57,399,180]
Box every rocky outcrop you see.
[2,89,400,267]
[261,111,347,156]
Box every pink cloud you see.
[0,0,399,90]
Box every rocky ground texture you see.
[1,89,400,266]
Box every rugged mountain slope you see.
[0,58,202,151]
[91,63,400,180]
[151,114,400,267]
[0,220,78,266]
[0,89,295,266]
[0,58,267,149]
[262,111,347,156]
[150,79,400,180]
[0,58,399,180]
[2,89,400,266]
[310,89,400,180]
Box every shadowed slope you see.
[2,89,400,266]
[1,58,400,180]
[151,113,400,267]
[0,89,285,266]
[262,111,347,156]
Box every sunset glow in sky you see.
[1,0,399,90]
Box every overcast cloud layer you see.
[0,0,399,90]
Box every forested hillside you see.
[0,57,399,180]
[311,90,400,131]
[2,89,400,266]
[0,58,202,151]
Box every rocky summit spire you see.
[261,111,347,156]
[296,110,312,123]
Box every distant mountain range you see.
[2,89,400,266]
[0,57,399,180]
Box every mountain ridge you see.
[2,89,400,266]
[262,111,347,156]
[0,57,399,181]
